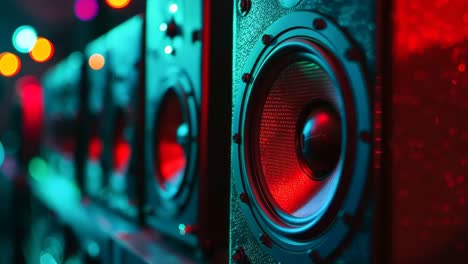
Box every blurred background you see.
[0,1,144,263]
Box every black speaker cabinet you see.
[230,0,467,263]
[42,52,86,187]
[144,0,232,259]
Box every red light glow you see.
[158,142,186,181]
[88,137,103,161]
[155,91,187,189]
[16,76,44,140]
[113,140,131,172]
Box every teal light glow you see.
[28,157,49,181]
[159,23,168,32]
[12,25,38,53]
[169,3,178,13]
[178,223,186,234]
[0,142,4,167]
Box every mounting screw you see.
[262,34,273,46]
[346,48,362,61]
[258,233,272,248]
[241,73,251,83]
[237,0,251,16]
[239,192,249,204]
[233,133,241,144]
[308,249,323,263]
[192,29,202,43]
[231,246,246,263]
[313,18,327,30]
[359,131,371,143]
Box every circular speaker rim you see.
[145,68,199,216]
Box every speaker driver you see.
[148,71,198,207]
[154,89,187,195]
[232,12,372,262]
[245,40,348,227]
[249,55,344,221]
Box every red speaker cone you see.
[155,90,187,190]
[112,111,132,173]
[251,60,342,219]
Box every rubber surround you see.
[232,12,372,263]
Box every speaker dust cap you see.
[232,12,372,262]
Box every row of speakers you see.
[38,0,467,263]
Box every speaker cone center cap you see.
[299,106,341,180]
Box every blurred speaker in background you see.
[86,16,144,219]
[82,15,144,220]
[42,52,85,186]
[144,0,232,260]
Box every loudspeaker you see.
[84,35,110,199]
[42,52,85,187]
[83,16,144,219]
[144,0,232,258]
[230,0,467,263]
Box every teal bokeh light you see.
[0,141,5,167]
[12,25,38,53]
[28,157,49,181]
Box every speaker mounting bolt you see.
[308,249,323,263]
[237,0,251,16]
[231,246,246,263]
[313,18,327,30]
[233,133,241,144]
[359,131,371,143]
[241,73,251,83]
[262,34,273,46]
[239,192,249,204]
[258,233,272,248]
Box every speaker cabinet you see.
[83,16,144,219]
[144,0,232,258]
[230,1,467,263]
[42,52,85,186]
[84,36,110,199]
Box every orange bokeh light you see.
[0,52,21,77]
[88,53,105,70]
[105,0,131,9]
[29,37,54,63]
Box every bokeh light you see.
[0,52,21,77]
[28,157,49,181]
[159,23,168,32]
[88,53,105,70]
[164,45,173,55]
[105,0,131,9]
[12,25,38,53]
[29,37,54,63]
[169,3,178,13]
[74,0,99,21]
